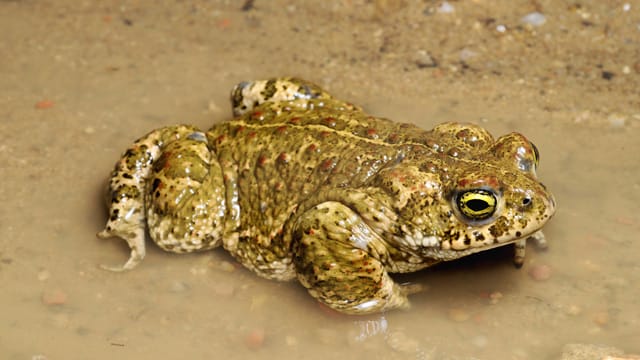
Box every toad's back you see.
[207,97,437,275]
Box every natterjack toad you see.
[98,78,555,314]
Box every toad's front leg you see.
[513,230,548,268]
[293,201,411,315]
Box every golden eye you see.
[456,189,497,220]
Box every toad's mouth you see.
[416,230,545,264]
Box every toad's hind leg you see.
[145,131,226,256]
[293,201,411,315]
[230,77,335,116]
[98,126,225,271]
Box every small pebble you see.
[414,50,437,68]
[528,264,552,281]
[42,289,68,305]
[37,269,51,281]
[35,100,55,109]
[521,12,546,27]
[436,1,454,14]
[602,71,615,80]
[448,307,470,322]
[608,114,626,128]
[592,311,610,327]
[245,328,266,349]
[566,305,583,316]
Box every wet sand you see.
[1,1,639,359]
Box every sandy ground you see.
[1,1,639,359]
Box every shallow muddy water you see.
[1,1,639,359]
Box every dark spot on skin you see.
[261,80,277,99]
[489,225,500,237]
[110,209,119,221]
[122,173,133,179]
[151,178,161,193]
[515,231,522,237]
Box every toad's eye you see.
[456,189,497,221]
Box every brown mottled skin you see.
[98,78,555,314]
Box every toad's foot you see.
[230,77,336,116]
[97,227,145,272]
[528,230,548,250]
[513,230,548,268]
[293,201,410,315]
